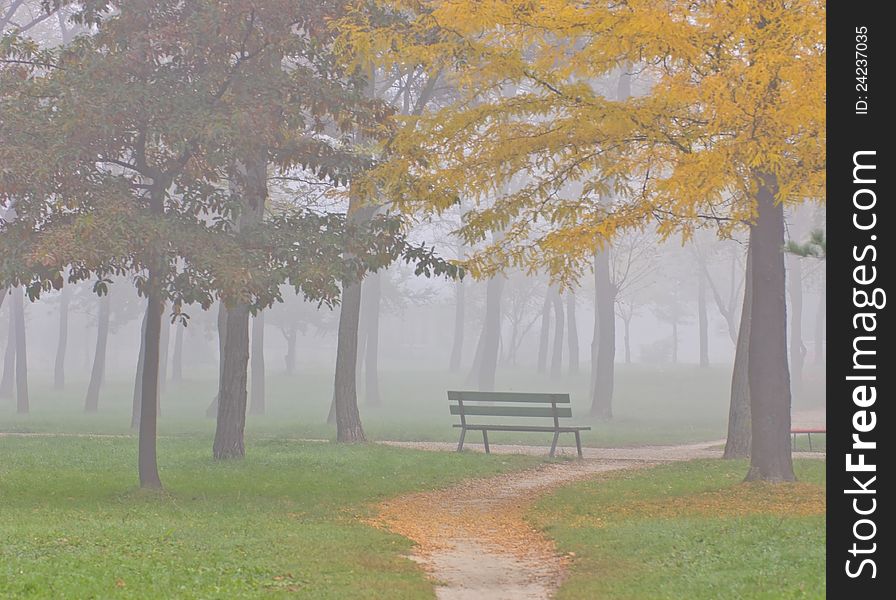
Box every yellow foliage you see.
[341,0,825,283]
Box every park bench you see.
[791,427,826,451]
[448,390,591,458]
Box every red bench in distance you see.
[791,427,825,451]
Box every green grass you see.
[529,459,825,600]
[0,364,827,447]
[0,435,538,599]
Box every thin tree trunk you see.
[54,286,70,390]
[814,283,825,366]
[623,316,632,364]
[476,276,505,391]
[333,276,367,442]
[671,321,678,364]
[465,322,484,386]
[536,294,550,373]
[213,304,251,458]
[84,293,111,412]
[171,323,183,382]
[0,306,14,398]
[724,243,752,459]
[448,279,465,372]
[214,156,267,454]
[157,317,170,393]
[744,173,795,482]
[698,271,709,367]
[11,287,28,414]
[132,308,147,429]
[567,292,579,374]
[284,327,297,374]
[362,272,382,406]
[786,252,805,399]
[249,311,266,415]
[590,248,615,418]
[549,288,564,379]
[206,302,227,418]
[138,279,163,489]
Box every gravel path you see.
[370,440,804,600]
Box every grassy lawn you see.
[0,435,538,599]
[0,364,826,447]
[529,459,825,599]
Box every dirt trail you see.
[371,441,731,600]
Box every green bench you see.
[448,390,591,458]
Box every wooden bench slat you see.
[452,424,591,431]
[447,390,570,403]
[449,405,572,418]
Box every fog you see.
[2,224,826,423]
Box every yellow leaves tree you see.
[345,0,825,481]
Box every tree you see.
[724,243,753,459]
[171,320,183,382]
[2,0,454,482]
[10,285,28,413]
[84,287,110,412]
[349,0,823,481]
[249,310,266,415]
[566,292,579,374]
[448,277,464,371]
[548,287,564,380]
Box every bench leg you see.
[808,433,812,452]
[482,430,490,454]
[574,431,583,459]
[549,431,560,457]
[457,428,466,452]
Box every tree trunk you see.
[814,282,825,366]
[590,248,615,418]
[671,321,678,364]
[476,276,505,391]
[549,288,564,379]
[333,277,367,442]
[698,271,709,367]
[214,156,267,453]
[724,243,752,459]
[362,272,382,406]
[536,294,551,373]
[138,285,163,489]
[249,311,266,415]
[0,306,14,398]
[448,279,465,372]
[11,287,28,414]
[54,286,70,390]
[132,308,147,429]
[206,302,227,418]
[84,293,111,412]
[171,323,183,382]
[623,316,632,364]
[465,322,484,386]
[744,173,795,482]
[283,327,297,374]
[566,292,579,374]
[786,252,805,399]
[213,304,251,458]
[157,317,170,393]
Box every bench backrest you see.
[448,390,572,428]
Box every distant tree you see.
[53,285,69,389]
[84,285,111,412]
[1,1,456,485]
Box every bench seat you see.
[448,390,590,458]
[452,424,591,432]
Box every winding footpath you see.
[372,440,823,600]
